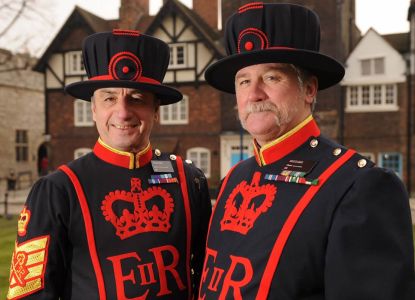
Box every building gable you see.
[33,7,112,90]
[145,0,223,84]
[343,28,406,85]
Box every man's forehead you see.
[235,63,294,78]
[94,88,150,95]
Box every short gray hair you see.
[289,64,317,112]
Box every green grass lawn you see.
[0,215,17,300]
[0,218,414,298]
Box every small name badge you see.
[281,159,316,176]
[151,160,174,173]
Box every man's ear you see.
[304,76,318,105]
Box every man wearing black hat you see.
[199,3,415,299]
[7,30,211,299]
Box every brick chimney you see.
[118,0,149,29]
[193,0,218,29]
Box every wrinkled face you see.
[92,87,159,152]
[235,63,317,145]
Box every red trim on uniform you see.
[89,74,161,85]
[176,156,192,300]
[238,2,264,13]
[253,142,262,166]
[112,29,140,36]
[93,140,153,169]
[137,146,153,168]
[59,165,107,300]
[93,142,131,168]
[258,119,320,165]
[257,149,356,298]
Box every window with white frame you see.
[346,84,398,112]
[169,43,187,68]
[65,51,85,75]
[160,95,188,124]
[379,152,402,177]
[360,57,385,76]
[74,148,92,159]
[16,129,28,162]
[187,147,211,178]
[74,100,93,126]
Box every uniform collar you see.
[253,115,320,166]
[93,138,153,169]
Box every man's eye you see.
[237,79,249,86]
[104,97,116,102]
[265,75,277,81]
[130,96,144,103]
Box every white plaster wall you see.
[46,54,64,88]
[343,29,406,85]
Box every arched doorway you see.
[37,143,48,176]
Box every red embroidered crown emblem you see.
[101,178,174,239]
[220,172,276,235]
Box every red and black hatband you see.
[64,29,182,105]
[205,2,345,94]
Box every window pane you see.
[171,104,178,120]
[361,59,371,75]
[177,46,184,64]
[72,54,78,72]
[86,104,92,122]
[350,86,358,106]
[189,151,198,162]
[76,102,84,122]
[169,47,174,65]
[80,55,85,71]
[374,57,384,74]
[373,85,382,105]
[381,153,401,176]
[361,86,370,105]
[180,100,186,120]
[385,85,395,104]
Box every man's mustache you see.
[244,101,279,114]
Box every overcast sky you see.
[0,0,411,56]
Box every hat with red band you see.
[64,29,182,105]
[205,2,345,93]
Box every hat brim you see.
[64,80,183,105]
[205,49,345,93]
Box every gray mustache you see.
[245,102,278,114]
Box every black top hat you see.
[64,29,182,105]
[205,2,345,93]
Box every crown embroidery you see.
[18,206,31,237]
[220,172,276,235]
[101,178,174,239]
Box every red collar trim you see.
[254,116,320,166]
[93,139,153,169]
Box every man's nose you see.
[247,81,267,102]
[115,97,132,118]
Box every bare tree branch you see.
[0,0,27,38]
